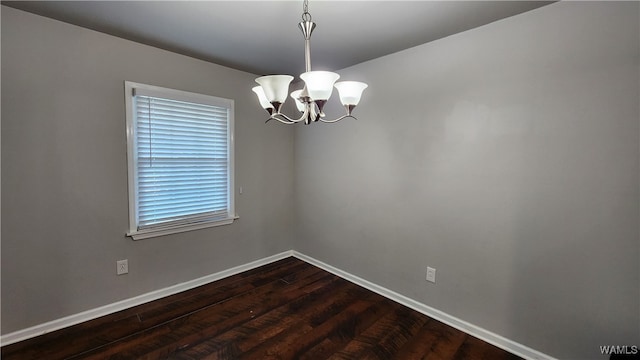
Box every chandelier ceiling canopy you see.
[252,0,368,125]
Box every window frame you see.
[124,81,235,240]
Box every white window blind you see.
[125,82,235,240]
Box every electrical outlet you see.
[426,267,436,283]
[117,259,128,275]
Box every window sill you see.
[127,215,239,240]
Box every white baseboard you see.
[0,250,294,346]
[292,251,556,360]
[2,249,553,360]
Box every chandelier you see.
[252,0,368,125]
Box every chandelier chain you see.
[302,0,312,22]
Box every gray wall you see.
[295,2,639,359]
[1,6,294,333]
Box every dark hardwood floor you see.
[1,257,522,360]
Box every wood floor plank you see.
[298,293,396,360]
[1,258,523,360]
[168,276,358,359]
[154,273,348,359]
[357,308,431,359]
[327,306,429,360]
[392,318,442,359]
[327,339,371,359]
[299,338,339,360]
[241,293,392,360]
[419,320,468,360]
[72,264,327,359]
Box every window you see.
[125,81,235,240]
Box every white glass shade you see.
[300,71,340,101]
[334,81,368,106]
[252,86,273,110]
[255,75,294,103]
[290,90,305,112]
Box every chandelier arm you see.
[268,104,312,124]
[318,114,357,124]
[266,116,296,124]
[273,113,305,123]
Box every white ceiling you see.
[3,1,553,76]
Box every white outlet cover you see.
[117,259,129,275]
[426,267,436,283]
